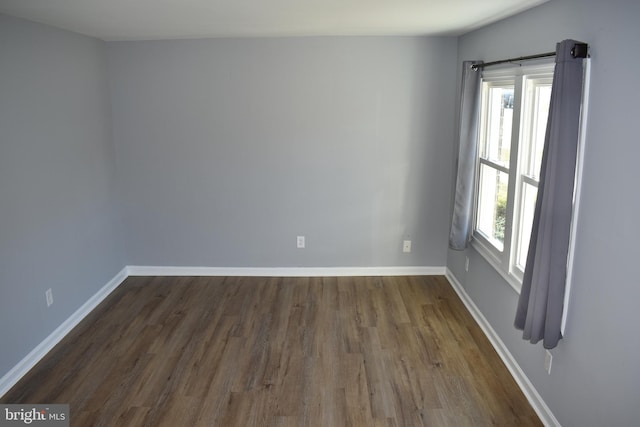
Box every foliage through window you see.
[473,64,554,286]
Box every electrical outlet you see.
[403,240,411,253]
[45,288,53,307]
[297,235,305,249]
[465,256,470,272]
[544,350,553,374]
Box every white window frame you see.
[472,62,556,292]
[511,75,553,282]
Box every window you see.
[473,64,554,289]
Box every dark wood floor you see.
[2,275,541,426]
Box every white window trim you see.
[471,238,523,292]
[561,58,591,334]
[471,62,556,294]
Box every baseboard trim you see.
[0,267,129,398]
[445,268,560,427]
[126,265,447,277]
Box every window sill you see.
[470,238,522,294]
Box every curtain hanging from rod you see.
[515,39,589,349]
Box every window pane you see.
[527,84,551,178]
[482,86,514,168]
[477,164,508,251]
[516,181,538,270]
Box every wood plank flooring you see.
[2,275,542,426]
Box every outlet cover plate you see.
[45,288,53,307]
[545,350,553,374]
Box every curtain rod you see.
[471,43,588,70]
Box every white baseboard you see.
[1,262,556,426]
[445,268,560,427]
[1,262,557,427]
[126,265,446,277]
[0,267,129,398]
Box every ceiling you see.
[0,0,549,41]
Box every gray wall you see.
[447,0,640,425]
[107,36,457,268]
[10,4,635,424]
[0,15,124,378]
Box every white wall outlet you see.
[402,240,411,253]
[545,350,553,374]
[465,256,470,272]
[297,235,305,249]
[45,288,53,307]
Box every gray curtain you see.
[449,61,482,250]
[515,40,586,349]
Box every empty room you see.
[1,0,638,425]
